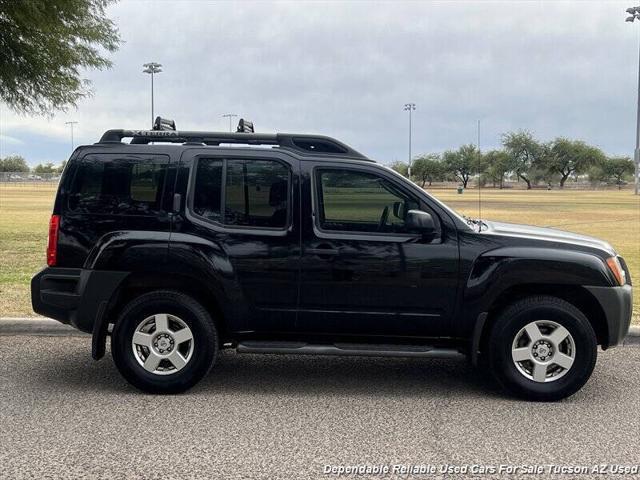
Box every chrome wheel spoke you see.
[132,331,153,348]
[525,323,543,343]
[172,328,193,345]
[143,352,162,372]
[167,351,187,371]
[553,352,575,370]
[532,362,548,382]
[512,347,531,362]
[154,313,169,332]
[549,325,570,346]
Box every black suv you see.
[32,119,633,400]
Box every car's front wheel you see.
[111,291,218,394]
[488,295,597,401]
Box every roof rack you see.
[97,129,369,160]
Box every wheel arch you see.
[476,284,608,357]
[93,271,228,360]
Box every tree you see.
[0,155,29,172]
[606,157,634,188]
[389,161,409,177]
[591,157,635,189]
[33,163,57,174]
[546,138,606,188]
[57,160,67,174]
[502,130,543,190]
[0,0,121,115]
[443,144,479,189]
[412,153,445,187]
[531,161,560,189]
[483,150,514,189]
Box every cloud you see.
[0,0,637,164]
[0,134,23,146]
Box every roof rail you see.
[97,129,369,160]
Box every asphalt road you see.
[1,336,639,480]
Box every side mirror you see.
[406,210,435,235]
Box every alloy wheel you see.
[131,313,195,375]
[511,320,576,383]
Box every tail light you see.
[47,215,60,266]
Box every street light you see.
[64,121,78,152]
[404,103,416,178]
[625,6,640,195]
[222,114,238,132]
[143,62,163,129]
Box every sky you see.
[0,0,639,166]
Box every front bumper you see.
[585,284,633,348]
[31,267,128,334]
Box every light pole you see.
[64,121,78,153]
[404,103,416,178]
[222,114,238,132]
[626,6,640,195]
[143,62,162,129]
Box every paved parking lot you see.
[1,335,639,479]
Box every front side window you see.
[68,154,169,215]
[192,158,290,229]
[316,169,419,234]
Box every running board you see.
[236,341,465,359]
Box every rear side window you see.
[68,154,169,215]
[193,159,223,223]
[192,158,290,229]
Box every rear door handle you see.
[306,245,340,257]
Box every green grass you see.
[0,184,638,322]
[0,184,56,316]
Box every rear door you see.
[173,149,301,334]
[298,161,459,338]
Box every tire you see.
[111,290,218,394]
[488,295,597,402]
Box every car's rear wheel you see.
[111,291,217,393]
[488,295,597,401]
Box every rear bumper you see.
[31,267,128,334]
[585,285,633,348]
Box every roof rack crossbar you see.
[98,130,369,160]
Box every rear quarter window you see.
[68,154,169,215]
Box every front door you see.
[298,162,459,339]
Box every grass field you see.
[0,184,638,322]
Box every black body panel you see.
[30,138,633,360]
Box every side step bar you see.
[236,341,465,359]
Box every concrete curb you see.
[1,317,639,343]
[623,325,640,346]
[0,317,89,337]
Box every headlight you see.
[606,256,626,286]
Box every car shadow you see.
[198,350,502,399]
[30,345,503,399]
